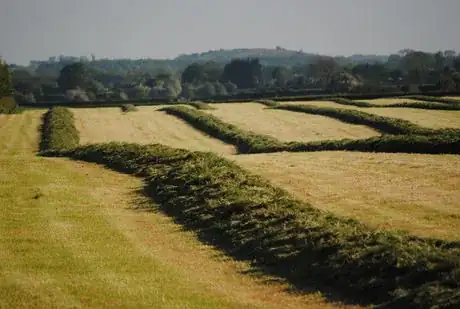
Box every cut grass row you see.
[404,95,460,106]
[42,140,460,309]
[328,97,460,110]
[161,105,460,154]
[160,106,284,153]
[273,104,460,136]
[40,107,80,152]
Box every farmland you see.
[204,102,379,142]
[281,101,460,129]
[1,100,460,309]
[72,106,235,155]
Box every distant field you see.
[72,106,235,155]
[442,96,460,101]
[206,103,379,142]
[281,101,460,129]
[231,152,460,240]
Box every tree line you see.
[9,49,460,103]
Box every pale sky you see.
[1,0,459,65]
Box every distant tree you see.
[181,83,195,99]
[222,58,263,89]
[181,62,223,85]
[309,57,340,89]
[271,66,291,87]
[454,55,460,72]
[224,82,238,94]
[0,60,13,97]
[57,62,91,91]
[213,82,228,96]
[196,83,216,97]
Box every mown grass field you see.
[71,106,235,155]
[1,111,365,309]
[281,101,460,129]
[205,103,379,142]
[231,152,460,240]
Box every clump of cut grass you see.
[40,107,79,152]
[187,101,216,110]
[255,99,279,107]
[120,104,138,113]
[45,142,460,309]
[273,104,460,136]
[160,106,283,153]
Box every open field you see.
[71,106,235,155]
[206,103,379,142]
[230,152,460,240]
[0,112,365,309]
[281,101,460,129]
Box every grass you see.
[187,101,216,110]
[44,142,460,309]
[328,97,460,110]
[204,103,379,143]
[71,106,235,155]
[120,103,138,112]
[404,95,460,106]
[1,109,343,309]
[40,107,80,152]
[273,104,460,135]
[231,151,460,240]
[160,105,284,153]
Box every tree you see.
[196,83,216,97]
[309,57,340,89]
[0,60,13,97]
[57,62,91,91]
[181,84,195,99]
[181,62,223,85]
[222,58,263,89]
[271,66,291,87]
[224,82,238,94]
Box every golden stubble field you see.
[230,151,460,240]
[206,103,379,142]
[71,106,236,155]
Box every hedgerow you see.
[43,142,460,309]
[40,107,79,152]
[0,96,20,114]
[160,106,283,153]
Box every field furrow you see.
[230,151,460,240]
[71,107,236,155]
[206,103,379,142]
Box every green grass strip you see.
[43,142,460,309]
[274,104,459,136]
[40,107,79,152]
[160,106,283,153]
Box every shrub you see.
[45,142,460,309]
[0,96,19,114]
[40,107,79,152]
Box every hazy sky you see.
[1,0,459,65]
